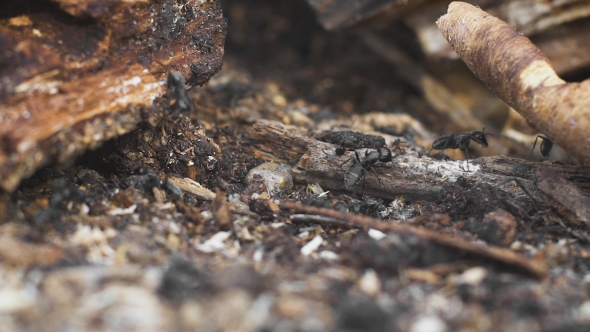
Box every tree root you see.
[437,2,590,164]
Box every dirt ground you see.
[2,0,590,331]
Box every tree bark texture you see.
[0,0,227,192]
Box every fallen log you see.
[248,120,590,201]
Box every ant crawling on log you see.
[167,71,192,117]
[151,58,193,117]
[342,147,393,195]
[429,128,491,161]
[530,135,553,158]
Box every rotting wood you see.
[436,2,590,165]
[0,65,161,192]
[281,201,548,278]
[248,120,590,201]
[0,0,227,192]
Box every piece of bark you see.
[0,0,227,192]
[437,2,590,165]
[536,166,590,228]
[167,176,216,201]
[1,65,162,192]
[248,120,590,201]
[0,234,63,267]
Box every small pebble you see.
[410,315,447,332]
[456,267,487,286]
[368,229,387,241]
[196,231,232,253]
[358,269,381,296]
[246,162,293,196]
[319,251,339,261]
[301,235,323,256]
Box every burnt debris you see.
[317,130,386,151]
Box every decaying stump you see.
[437,2,590,165]
[0,0,227,192]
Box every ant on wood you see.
[167,71,192,117]
[342,147,393,196]
[150,58,193,117]
[429,128,491,161]
[530,135,553,158]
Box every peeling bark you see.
[0,0,227,191]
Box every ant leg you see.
[339,157,354,168]
[530,136,541,157]
[441,134,456,161]
[354,151,362,162]
[427,148,433,157]
[360,175,366,199]
[368,166,383,187]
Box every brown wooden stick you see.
[281,201,547,278]
[436,2,590,164]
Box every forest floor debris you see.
[1,0,590,331]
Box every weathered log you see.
[248,120,590,201]
[0,0,227,191]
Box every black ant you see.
[530,135,553,158]
[429,128,491,161]
[167,71,192,117]
[342,147,392,195]
[150,58,193,117]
